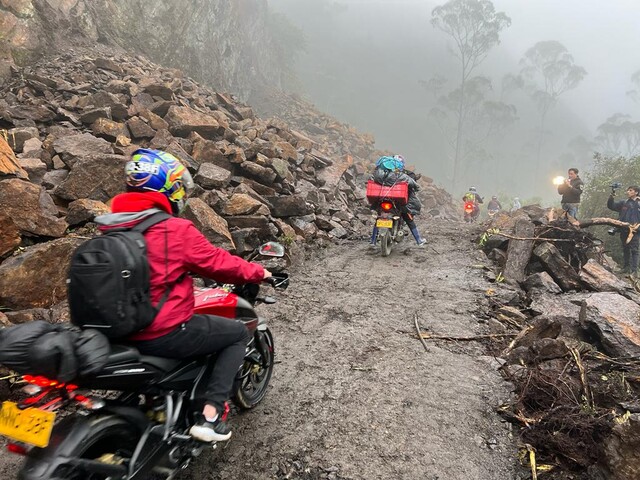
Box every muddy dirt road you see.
[188,218,521,480]
[1,218,522,479]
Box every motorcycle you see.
[463,201,480,223]
[487,208,500,218]
[372,199,406,257]
[6,242,289,480]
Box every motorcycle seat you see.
[107,344,141,365]
[107,345,189,372]
[140,355,184,372]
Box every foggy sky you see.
[269,0,640,200]
[491,0,640,130]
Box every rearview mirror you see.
[258,242,285,258]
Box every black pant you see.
[134,315,250,413]
[620,232,640,273]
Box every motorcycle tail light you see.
[464,202,474,214]
[7,443,28,456]
[380,202,393,211]
[23,375,59,388]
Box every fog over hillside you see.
[269,0,640,202]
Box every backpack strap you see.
[132,211,183,316]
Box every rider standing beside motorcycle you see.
[94,149,272,443]
[369,155,427,246]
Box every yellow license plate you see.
[376,219,393,228]
[0,401,55,448]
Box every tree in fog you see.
[627,70,640,105]
[430,0,511,191]
[518,41,586,173]
[595,113,640,157]
[428,75,517,180]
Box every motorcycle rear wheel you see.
[233,329,275,409]
[380,229,392,257]
[20,416,140,480]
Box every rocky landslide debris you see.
[0,46,456,323]
[474,206,640,479]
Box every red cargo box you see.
[366,180,409,206]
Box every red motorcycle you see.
[463,201,480,223]
[4,242,288,480]
[366,180,409,256]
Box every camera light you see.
[552,176,565,186]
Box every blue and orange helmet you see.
[125,149,194,213]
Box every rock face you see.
[0,0,282,99]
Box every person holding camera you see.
[607,185,640,276]
[557,168,584,218]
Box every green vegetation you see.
[278,234,296,247]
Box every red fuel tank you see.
[193,287,259,332]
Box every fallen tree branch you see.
[414,313,430,352]
[417,333,518,341]
[491,232,574,242]
[569,346,594,409]
[578,217,640,244]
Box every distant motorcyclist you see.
[369,155,427,246]
[462,186,483,221]
[511,197,521,212]
[462,186,483,205]
[487,195,502,215]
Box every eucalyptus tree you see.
[595,113,640,157]
[518,40,586,171]
[430,0,511,191]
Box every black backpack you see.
[68,211,175,339]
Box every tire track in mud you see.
[189,219,520,480]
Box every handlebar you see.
[265,273,289,290]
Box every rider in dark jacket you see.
[369,156,426,246]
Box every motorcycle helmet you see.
[392,155,405,171]
[125,148,195,215]
[492,195,498,200]
[469,186,477,192]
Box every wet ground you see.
[1,218,526,479]
[187,218,523,480]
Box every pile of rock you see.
[252,88,460,222]
[0,45,457,325]
[477,206,640,479]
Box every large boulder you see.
[181,198,234,251]
[0,178,67,237]
[579,292,640,358]
[54,154,128,202]
[265,195,312,217]
[0,237,85,309]
[0,135,28,178]
[600,413,640,480]
[52,133,113,168]
[165,106,223,139]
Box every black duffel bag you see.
[0,321,111,382]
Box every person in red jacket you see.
[95,148,271,442]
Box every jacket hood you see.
[95,209,165,229]
[95,192,173,230]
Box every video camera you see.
[610,182,623,195]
